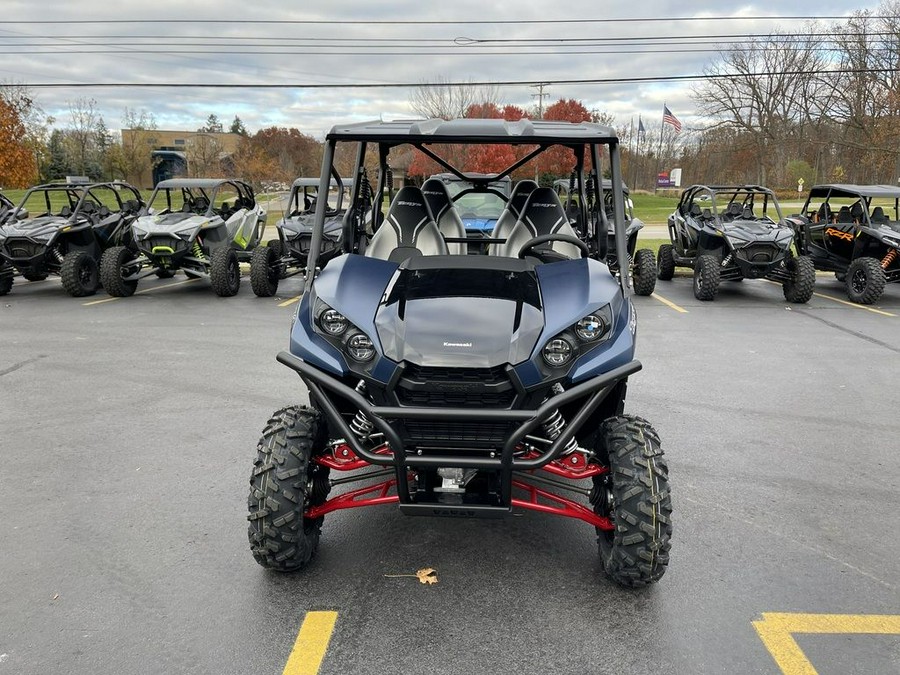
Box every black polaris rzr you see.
[250,174,368,297]
[554,177,657,296]
[100,178,266,297]
[789,184,900,304]
[247,118,673,588]
[0,181,144,297]
[658,184,815,302]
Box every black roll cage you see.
[303,119,631,296]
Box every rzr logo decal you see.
[825,227,854,242]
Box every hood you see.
[133,213,209,239]
[462,216,498,232]
[280,214,344,240]
[724,220,793,246]
[374,257,544,368]
[0,215,73,241]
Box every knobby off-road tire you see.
[845,256,886,305]
[632,248,657,296]
[250,245,279,297]
[782,255,816,303]
[60,250,99,297]
[0,262,13,295]
[209,247,240,297]
[592,415,672,588]
[693,254,720,301]
[267,239,289,276]
[100,246,139,297]
[248,406,331,572]
[656,244,675,281]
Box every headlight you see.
[575,314,608,342]
[542,337,573,367]
[320,309,349,336]
[347,333,375,361]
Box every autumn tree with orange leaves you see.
[537,99,594,179]
[407,102,528,177]
[0,99,38,188]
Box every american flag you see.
[662,105,682,133]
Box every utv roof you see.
[155,178,247,189]
[808,184,900,198]
[292,177,354,188]
[684,184,775,193]
[326,118,618,144]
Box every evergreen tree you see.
[230,115,248,136]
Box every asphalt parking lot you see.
[1,270,898,675]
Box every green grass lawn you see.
[630,193,677,224]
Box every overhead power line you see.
[0,16,871,25]
[13,68,893,90]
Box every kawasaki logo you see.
[443,341,473,348]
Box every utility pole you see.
[531,82,550,119]
[531,83,550,182]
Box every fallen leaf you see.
[416,568,438,585]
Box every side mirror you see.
[16,209,29,220]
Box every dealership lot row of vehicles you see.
[2,175,898,306]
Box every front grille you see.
[140,236,187,255]
[735,243,781,264]
[396,364,515,409]
[403,420,513,450]
[3,238,46,260]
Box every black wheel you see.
[631,248,657,296]
[591,415,672,588]
[100,246,140,297]
[250,245,279,297]
[22,271,48,282]
[0,262,13,296]
[267,240,288,279]
[845,257,886,305]
[248,406,331,572]
[656,244,675,281]
[60,250,99,297]
[155,268,176,279]
[693,254,720,301]
[209,247,240,297]
[782,255,816,303]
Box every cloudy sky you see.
[0,1,873,138]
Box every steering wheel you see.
[517,233,589,260]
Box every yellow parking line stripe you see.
[82,278,200,306]
[279,296,302,307]
[753,612,900,674]
[282,611,338,675]
[649,292,688,313]
[812,292,896,317]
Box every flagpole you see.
[628,116,635,189]
[654,103,665,194]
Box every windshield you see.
[149,187,208,215]
[442,180,510,219]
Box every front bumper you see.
[277,350,640,509]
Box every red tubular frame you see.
[307,445,612,529]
